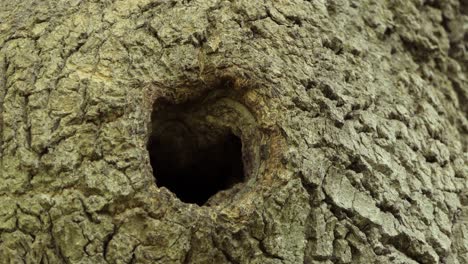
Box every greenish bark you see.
[0,0,467,263]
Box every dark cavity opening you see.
[147,102,245,205]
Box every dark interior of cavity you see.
[147,101,245,205]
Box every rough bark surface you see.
[0,0,467,263]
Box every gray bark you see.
[0,0,467,263]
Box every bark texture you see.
[0,0,467,263]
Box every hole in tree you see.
[147,101,246,205]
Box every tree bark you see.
[0,0,467,263]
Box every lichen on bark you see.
[0,0,467,263]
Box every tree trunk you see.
[0,0,467,263]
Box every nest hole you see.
[147,99,246,205]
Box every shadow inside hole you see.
[148,124,245,205]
